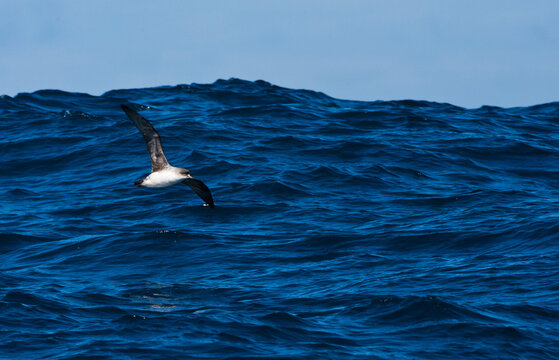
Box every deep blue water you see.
[1,78,559,359]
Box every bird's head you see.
[179,168,191,178]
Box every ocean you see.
[1,78,558,359]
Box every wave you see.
[1,78,558,359]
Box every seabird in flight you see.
[121,104,214,207]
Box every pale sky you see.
[1,0,558,108]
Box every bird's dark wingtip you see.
[120,104,132,112]
[183,178,215,209]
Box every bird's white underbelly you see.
[142,168,185,187]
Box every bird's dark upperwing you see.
[183,178,215,208]
[121,104,169,172]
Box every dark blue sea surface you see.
[1,79,559,359]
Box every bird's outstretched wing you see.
[121,104,169,172]
[183,178,215,208]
